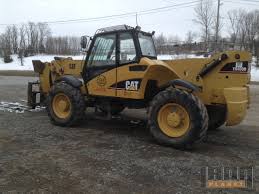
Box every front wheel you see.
[148,88,208,149]
[47,82,86,126]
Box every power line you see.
[238,0,259,3]
[0,0,200,26]
[0,0,258,27]
[47,1,200,24]
[223,0,259,6]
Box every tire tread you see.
[148,87,208,149]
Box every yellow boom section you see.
[33,57,84,95]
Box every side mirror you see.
[80,36,88,49]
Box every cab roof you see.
[95,25,134,34]
[95,25,153,36]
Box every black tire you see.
[99,104,125,115]
[148,88,209,149]
[47,82,86,126]
[207,105,226,130]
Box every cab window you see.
[138,32,156,58]
[88,34,116,67]
[119,33,137,64]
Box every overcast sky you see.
[0,0,257,39]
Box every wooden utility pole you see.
[255,40,259,67]
[135,12,139,26]
[215,0,221,45]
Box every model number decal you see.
[125,81,139,91]
[220,61,249,73]
[233,62,247,72]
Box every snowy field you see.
[0,54,258,81]
[251,57,259,81]
[0,55,84,71]
[157,54,206,60]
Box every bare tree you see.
[26,22,39,54]
[37,22,51,53]
[154,33,167,54]
[168,35,181,44]
[0,21,83,57]
[1,27,12,56]
[194,0,215,50]
[239,10,249,50]
[19,24,26,51]
[69,37,81,55]
[245,10,259,52]
[10,25,19,54]
[185,31,196,44]
[0,35,5,57]
[212,11,223,42]
[18,24,28,65]
[45,36,81,55]
[228,9,242,48]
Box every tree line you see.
[0,0,259,63]
[154,0,259,56]
[0,22,81,62]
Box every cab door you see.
[86,34,117,97]
[116,32,145,99]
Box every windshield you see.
[138,33,157,58]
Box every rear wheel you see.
[47,82,86,126]
[148,88,208,149]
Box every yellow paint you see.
[223,87,249,126]
[36,50,252,127]
[207,180,246,189]
[52,93,72,119]
[38,59,84,95]
[87,69,116,97]
[158,103,190,138]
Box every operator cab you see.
[81,25,157,81]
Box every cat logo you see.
[96,75,107,87]
[125,81,139,91]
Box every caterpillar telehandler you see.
[28,25,252,149]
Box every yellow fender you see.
[223,87,249,126]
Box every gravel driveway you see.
[0,76,258,193]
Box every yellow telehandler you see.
[28,25,252,149]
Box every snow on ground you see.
[157,54,206,60]
[0,101,45,113]
[0,54,201,71]
[251,57,259,81]
[251,66,259,81]
[0,55,85,71]
[0,54,258,81]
